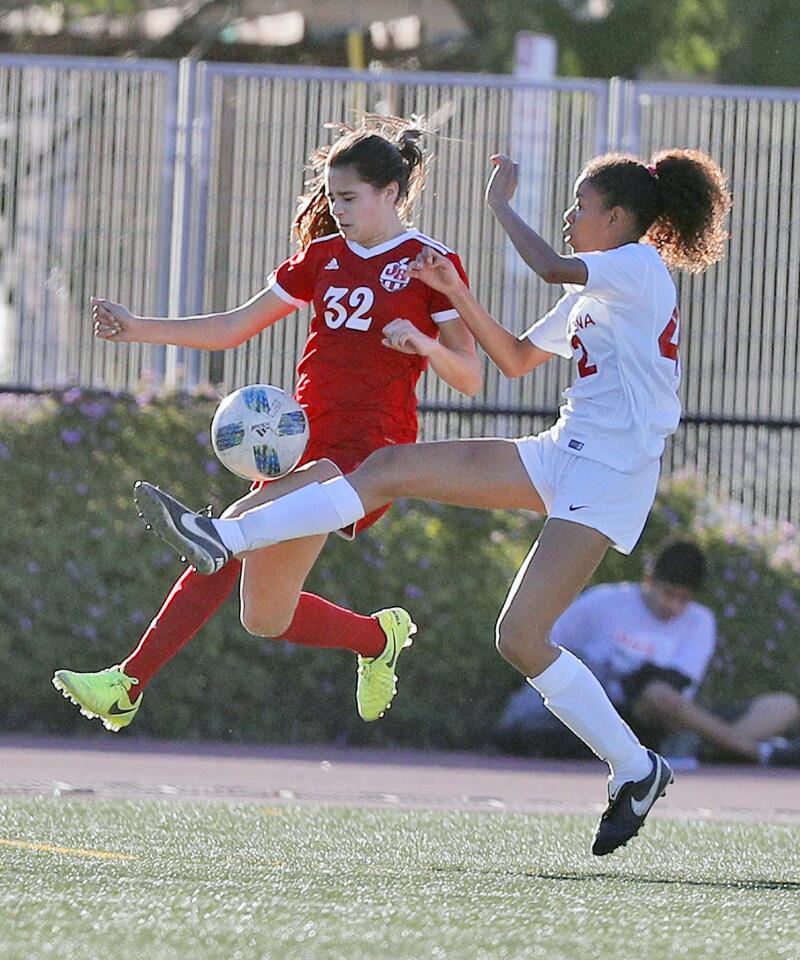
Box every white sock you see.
[528,648,651,785]
[212,476,366,554]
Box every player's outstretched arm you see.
[408,249,553,379]
[91,288,294,351]
[486,155,587,287]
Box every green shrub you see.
[1,389,798,747]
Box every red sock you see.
[122,560,242,697]
[276,592,386,658]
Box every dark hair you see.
[582,149,732,273]
[650,539,707,591]
[293,115,427,249]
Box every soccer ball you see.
[210,384,309,481]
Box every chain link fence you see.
[0,56,797,524]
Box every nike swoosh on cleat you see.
[630,757,664,817]
[386,637,401,671]
[107,700,137,716]
[180,512,224,550]
[568,504,588,512]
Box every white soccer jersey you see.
[524,242,681,473]
[550,582,717,704]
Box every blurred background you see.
[0,0,798,750]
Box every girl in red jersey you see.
[52,116,481,731]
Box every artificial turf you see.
[2,797,799,959]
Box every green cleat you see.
[52,666,141,733]
[356,607,417,721]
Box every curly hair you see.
[293,115,428,249]
[582,149,732,273]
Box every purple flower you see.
[87,605,105,619]
[404,584,423,599]
[774,619,787,633]
[723,604,737,618]
[777,591,797,612]
[663,508,679,527]
[75,482,88,495]
[196,431,210,447]
[27,561,39,574]
[723,568,736,582]
[18,616,32,631]
[78,401,108,421]
[62,387,82,404]
[129,610,147,624]
[0,441,10,460]
[60,429,83,445]
[205,460,219,475]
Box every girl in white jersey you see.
[135,148,731,856]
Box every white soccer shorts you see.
[513,430,660,555]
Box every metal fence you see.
[0,55,798,525]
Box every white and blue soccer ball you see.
[210,384,309,481]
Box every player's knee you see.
[239,606,293,640]
[633,680,682,719]
[494,612,548,667]
[298,457,341,481]
[764,692,800,727]
[350,447,398,499]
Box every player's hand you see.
[486,154,519,208]
[407,246,462,295]
[382,318,436,357]
[91,297,138,342]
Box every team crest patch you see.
[379,258,411,292]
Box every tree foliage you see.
[448,0,800,86]
[4,0,800,86]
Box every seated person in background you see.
[495,539,800,766]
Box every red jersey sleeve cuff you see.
[268,277,309,309]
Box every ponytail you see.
[645,150,732,273]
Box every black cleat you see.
[592,751,673,856]
[133,481,232,575]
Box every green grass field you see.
[2,797,799,960]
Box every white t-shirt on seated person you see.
[550,581,716,706]
[524,242,681,473]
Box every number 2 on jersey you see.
[571,334,597,377]
[323,286,374,331]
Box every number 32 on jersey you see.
[323,286,374,330]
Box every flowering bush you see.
[1,389,797,746]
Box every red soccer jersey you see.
[268,229,468,449]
